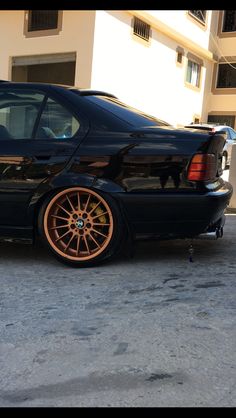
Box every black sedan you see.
[0,81,232,266]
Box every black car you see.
[0,81,233,266]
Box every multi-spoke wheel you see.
[38,187,125,266]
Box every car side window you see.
[0,89,45,139]
[223,128,231,140]
[228,128,236,140]
[35,97,80,140]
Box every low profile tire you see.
[38,187,125,267]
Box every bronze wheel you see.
[42,187,115,264]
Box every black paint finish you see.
[0,82,232,241]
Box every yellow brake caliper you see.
[89,202,106,224]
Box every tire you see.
[222,154,227,171]
[38,187,125,267]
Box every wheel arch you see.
[223,150,228,158]
[36,184,129,266]
[222,151,228,170]
[28,173,96,232]
[29,174,129,236]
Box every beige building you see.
[0,10,235,128]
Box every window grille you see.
[189,10,206,24]
[208,115,235,128]
[222,11,236,32]
[133,17,150,41]
[28,10,59,32]
[217,63,236,88]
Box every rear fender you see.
[202,132,226,155]
[28,173,96,227]
[28,173,127,229]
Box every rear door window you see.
[35,97,80,139]
[0,89,45,139]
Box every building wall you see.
[0,10,96,87]
[0,10,234,128]
[90,10,210,126]
[201,10,236,127]
[147,10,213,50]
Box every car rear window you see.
[84,95,170,128]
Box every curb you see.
[226,207,236,214]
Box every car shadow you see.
[0,235,229,268]
[121,237,224,264]
[0,240,55,266]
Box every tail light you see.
[187,153,216,181]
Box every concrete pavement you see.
[0,208,235,406]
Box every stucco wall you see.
[207,94,236,113]
[0,10,234,128]
[0,10,96,87]
[148,10,213,50]
[203,10,236,125]
[90,11,207,126]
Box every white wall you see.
[148,10,213,50]
[91,11,207,126]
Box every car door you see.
[223,128,236,164]
[0,87,82,227]
[228,128,236,163]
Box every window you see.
[0,90,45,139]
[0,89,80,140]
[229,127,236,139]
[177,52,183,64]
[207,115,235,128]
[85,95,170,128]
[189,10,206,24]
[35,98,80,139]
[216,63,236,88]
[222,11,236,32]
[133,17,150,42]
[24,11,62,37]
[176,47,184,66]
[28,10,59,32]
[186,60,201,87]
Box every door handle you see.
[34,155,67,163]
[34,155,51,161]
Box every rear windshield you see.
[83,95,170,128]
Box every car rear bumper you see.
[115,181,233,237]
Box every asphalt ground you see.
[0,196,235,406]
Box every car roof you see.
[0,80,117,98]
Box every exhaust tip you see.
[198,226,223,240]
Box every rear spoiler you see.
[185,125,227,137]
[70,89,117,99]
